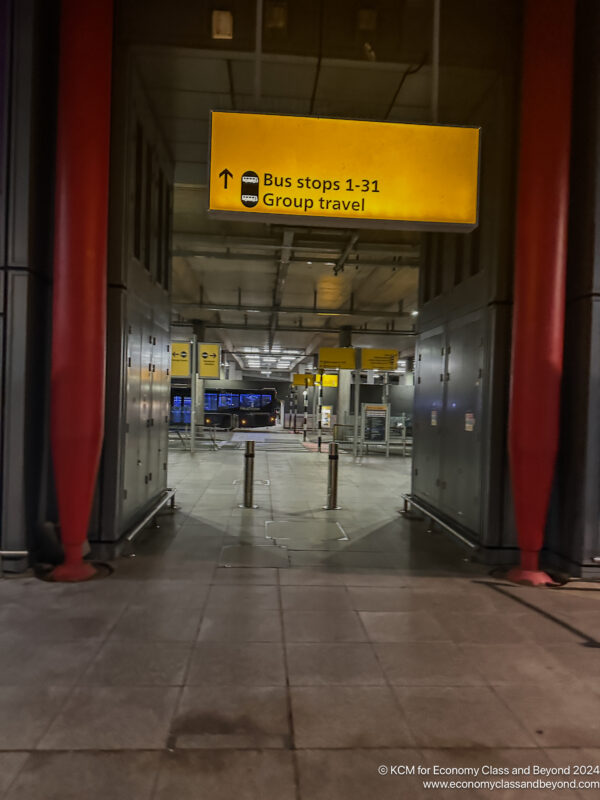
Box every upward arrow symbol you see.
[219,168,233,188]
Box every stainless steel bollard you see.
[324,442,341,510]
[243,440,255,508]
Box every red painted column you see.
[508,0,575,585]
[50,0,113,581]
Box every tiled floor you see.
[1,436,600,798]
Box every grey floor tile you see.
[80,640,191,685]
[132,580,210,608]
[0,604,123,643]
[281,586,352,611]
[291,686,414,748]
[198,610,283,642]
[0,687,70,750]
[0,753,28,796]
[220,545,290,569]
[340,571,413,587]
[360,611,450,642]
[375,642,487,686]
[348,587,435,612]
[283,610,367,642]
[4,752,160,800]
[186,643,286,686]
[434,611,527,644]
[460,643,571,685]
[205,584,280,609]
[542,643,600,682]
[153,750,296,800]
[394,686,536,748]
[286,643,385,686]
[278,568,347,585]
[0,639,101,686]
[38,687,180,750]
[296,749,428,800]
[545,748,600,800]
[170,686,291,748]
[510,611,584,644]
[493,683,600,747]
[110,603,203,642]
[213,567,279,584]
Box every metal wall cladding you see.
[413,313,484,538]
[121,296,170,530]
[93,51,173,545]
[442,314,484,533]
[412,328,445,509]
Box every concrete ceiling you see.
[134,41,497,377]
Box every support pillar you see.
[508,0,575,585]
[50,0,113,581]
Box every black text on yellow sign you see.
[318,348,356,370]
[198,343,221,379]
[361,349,399,371]
[171,342,191,377]
[209,111,480,231]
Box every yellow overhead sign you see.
[198,343,221,379]
[171,342,191,377]
[209,111,480,231]
[318,373,338,387]
[318,348,356,370]
[293,374,314,386]
[361,349,399,371]
[292,373,340,387]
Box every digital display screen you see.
[204,392,218,411]
[240,393,261,408]
[218,392,239,409]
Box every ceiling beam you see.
[268,229,294,349]
[190,321,416,336]
[333,232,359,275]
[172,301,412,319]
[172,233,419,256]
[175,251,418,270]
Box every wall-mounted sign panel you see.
[208,111,480,231]
[361,349,399,371]
[198,343,221,379]
[171,342,191,377]
[318,348,356,370]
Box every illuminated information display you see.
[208,111,480,231]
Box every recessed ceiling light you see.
[411,310,419,316]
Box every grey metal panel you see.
[0,0,11,265]
[440,312,484,534]
[95,287,129,542]
[0,270,50,553]
[552,296,600,570]
[6,0,57,275]
[412,327,445,508]
[122,300,143,524]
[479,302,513,549]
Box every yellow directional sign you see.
[293,374,314,386]
[292,373,340,387]
[361,348,398,371]
[209,111,480,231]
[318,373,339,387]
[318,348,356,370]
[198,343,221,379]
[171,342,191,377]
